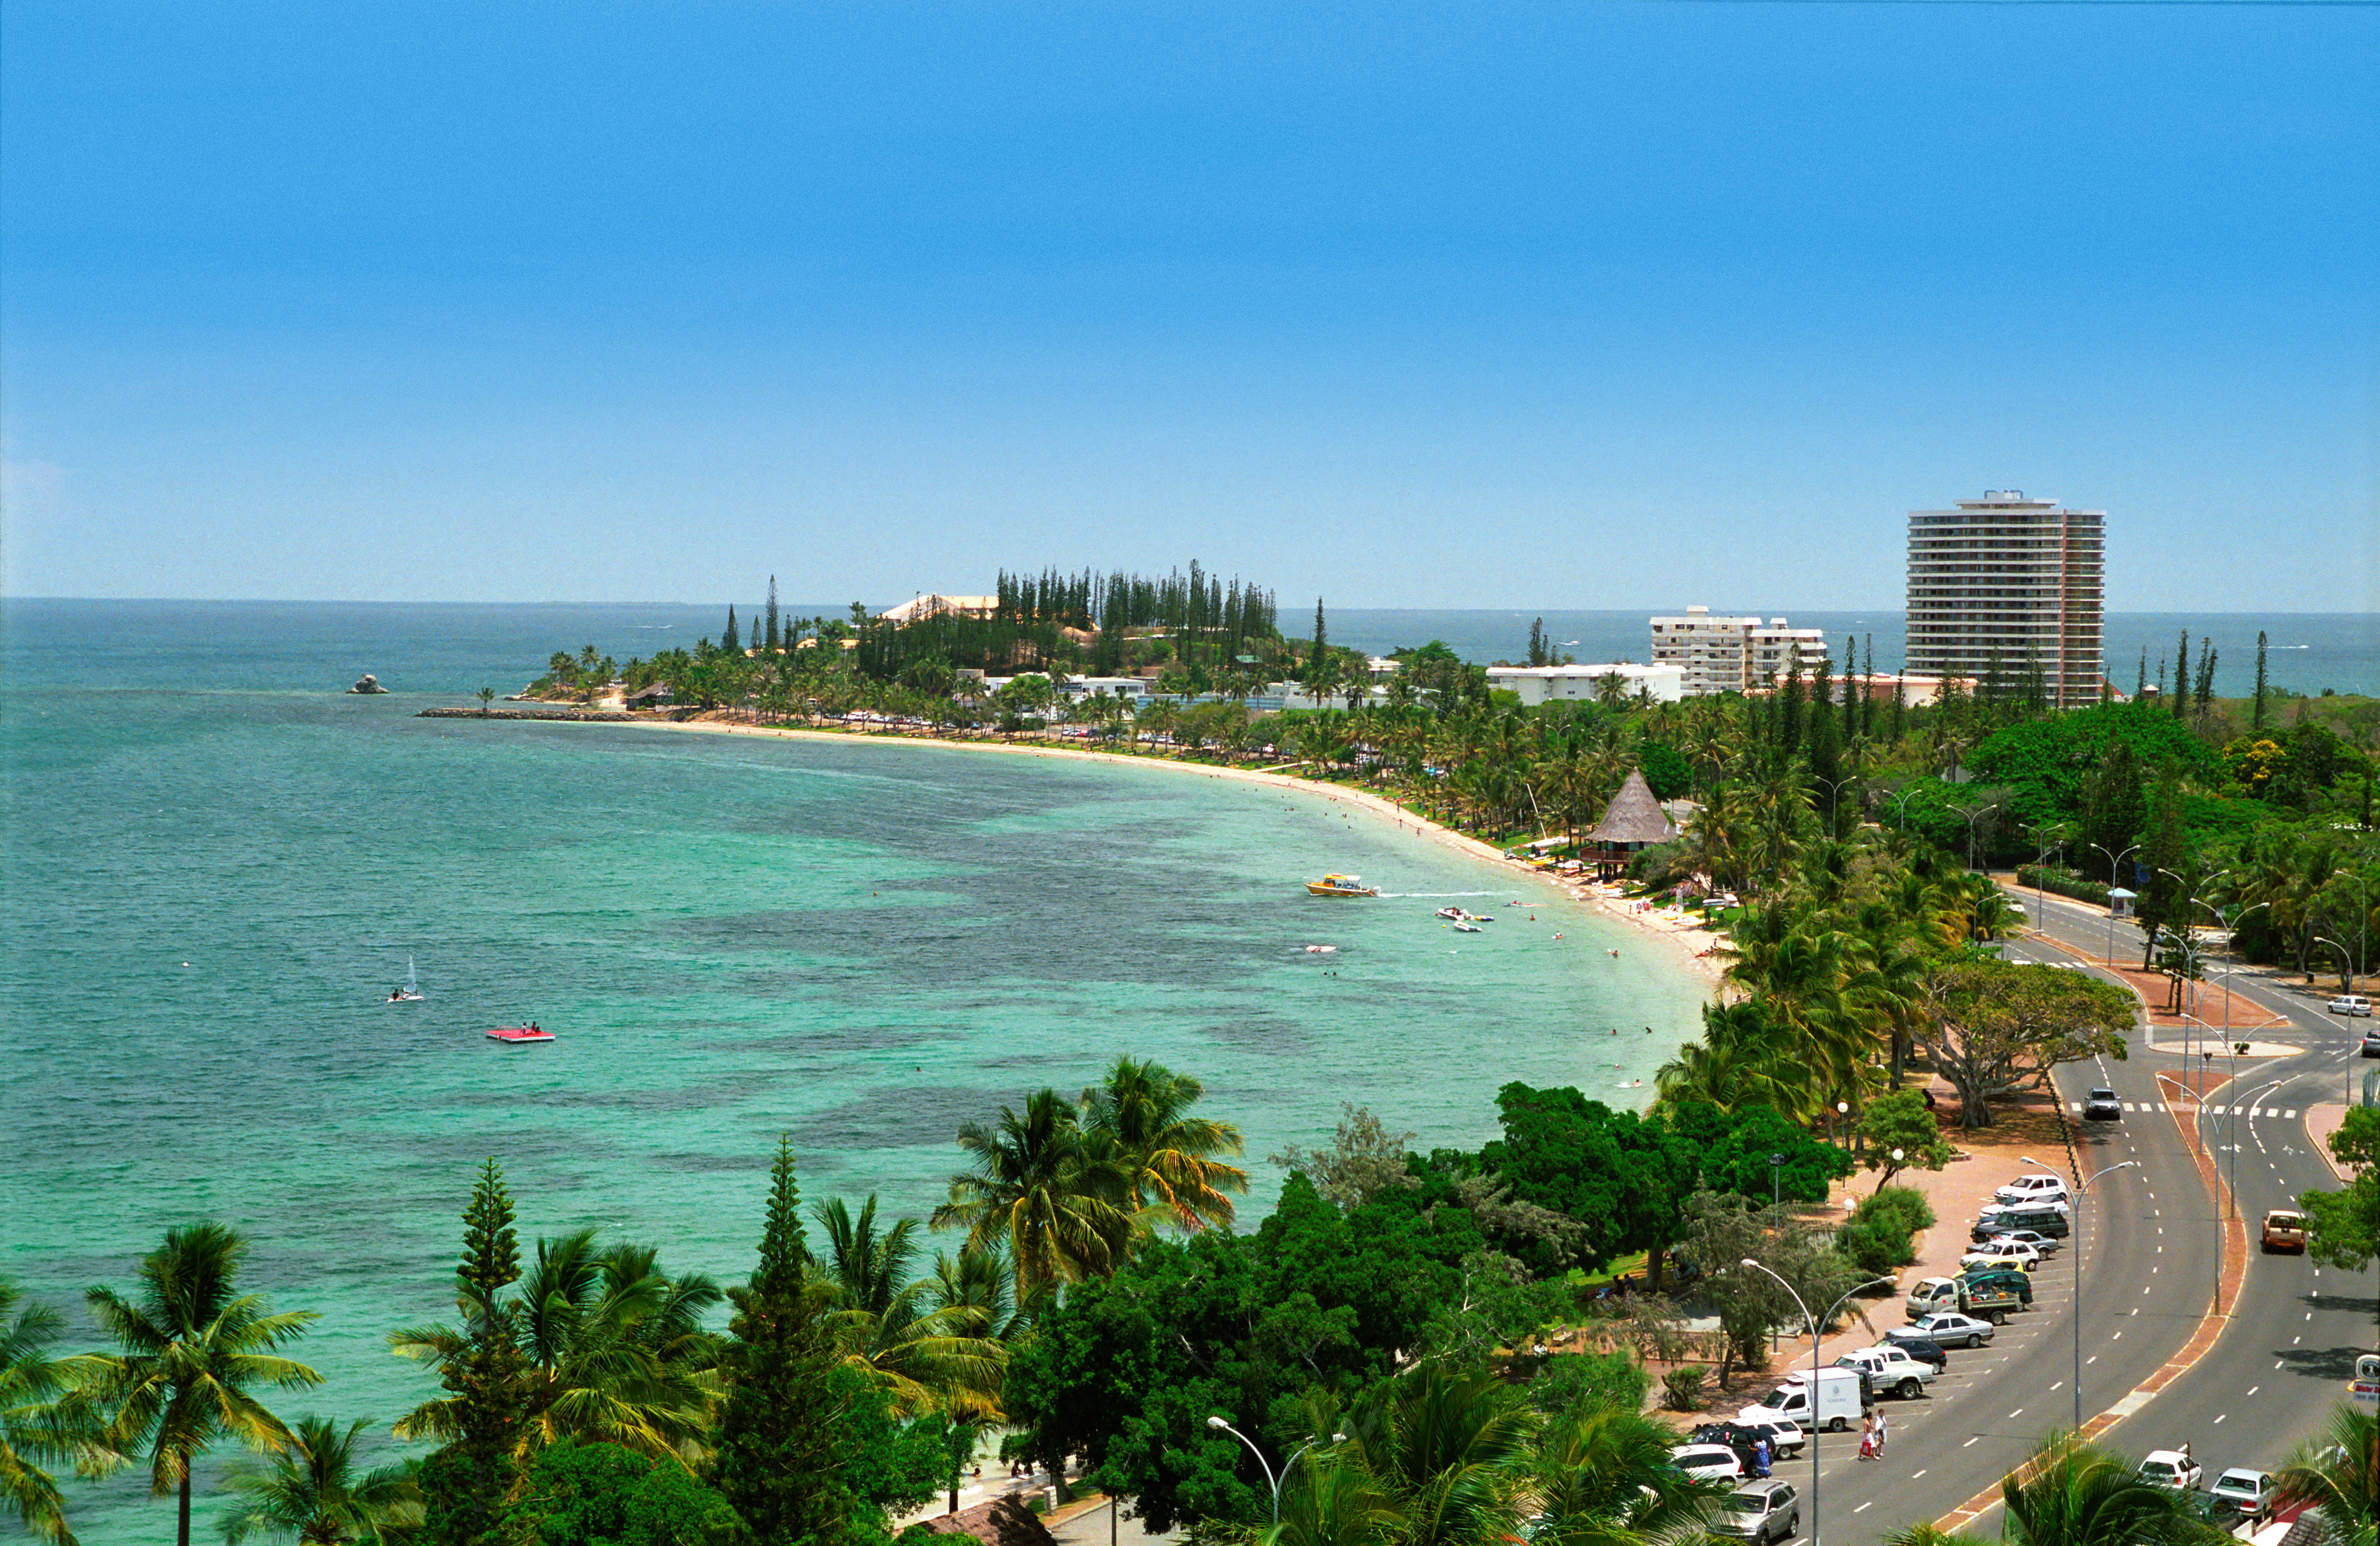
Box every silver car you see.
[1891,1312,1995,1349]
[1716,1481,1800,1543]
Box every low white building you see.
[1485,662,1684,706]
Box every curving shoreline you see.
[617,714,1727,991]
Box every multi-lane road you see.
[1807,889,2374,1546]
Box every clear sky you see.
[3,2,2374,611]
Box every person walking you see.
[1874,1411,1889,1459]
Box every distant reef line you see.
[417,706,633,722]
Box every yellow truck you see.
[2261,1209,2308,1254]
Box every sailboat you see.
[387,957,424,1003]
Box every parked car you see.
[2138,1450,2204,1492]
[2331,995,2374,1018]
[2083,1087,2124,1121]
[1974,1206,2070,1241]
[1738,1418,1805,1461]
[1866,1338,1947,1372]
[2208,1468,2276,1525]
[1692,1420,1803,1467]
[1995,1175,2071,1205]
[1977,1196,2072,1222]
[1960,1244,2042,1274]
[2362,1028,2380,1058]
[1907,1274,2024,1323]
[1671,1444,1745,1482]
[1834,1346,1937,1399]
[2261,1210,2309,1253]
[1960,1267,2035,1306]
[1890,1313,1995,1350]
[1715,1481,1801,1544]
[1994,1229,2061,1255]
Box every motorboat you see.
[1306,874,1378,897]
[1435,906,1464,920]
[487,1024,555,1044]
[1451,921,1483,933]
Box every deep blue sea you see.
[0,599,1710,1541]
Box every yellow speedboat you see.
[1306,873,1378,897]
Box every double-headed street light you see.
[1204,1416,1343,1524]
[2089,842,2142,967]
[1739,1259,1892,1546]
[2022,1155,2136,1428]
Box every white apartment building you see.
[1650,607,1830,695]
[1906,492,2105,709]
[1486,662,1685,706]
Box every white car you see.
[1739,1418,1805,1460]
[2138,1450,2203,1492]
[2208,1469,2275,1523]
[1995,1174,2071,1205]
[1977,1198,2070,1222]
[2330,996,2374,1018]
[1960,1244,2043,1273]
[1891,1313,1995,1349]
[1671,1444,1745,1482]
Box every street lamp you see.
[1885,786,1923,833]
[1204,1416,1343,1523]
[2089,842,2142,967]
[1769,1152,1786,1210]
[1949,801,1999,873]
[2022,1155,2136,1428]
[2022,822,2070,929]
[1739,1259,1892,1546]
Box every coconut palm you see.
[217,1416,421,1544]
[933,1089,1135,1302]
[2274,1402,2380,1546]
[1082,1056,1249,1233]
[1343,1363,1537,1546]
[3,1278,116,1546]
[810,1198,1006,1420]
[83,1223,322,1546]
[1526,1407,1725,1546]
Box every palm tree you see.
[1081,1056,1249,1233]
[3,1278,116,1546]
[810,1198,1006,1420]
[1342,1363,1537,1546]
[1995,1431,2222,1546]
[2275,1402,2380,1546]
[932,1089,1134,1303]
[217,1416,420,1544]
[83,1223,322,1546]
[1526,1407,1725,1546]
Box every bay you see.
[0,601,1704,1539]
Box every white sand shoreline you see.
[618,715,1726,991]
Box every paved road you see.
[1814,890,2372,1546]
[1808,910,2222,1546]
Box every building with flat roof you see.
[1486,662,1685,706]
[1650,607,1829,695]
[1906,492,2104,709]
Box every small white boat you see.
[1303,944,1338,954]
[387,957,424,1003]
[1451,921,1483,933]
[1436,907,1464,921]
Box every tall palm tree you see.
[217,1416,421,1544]
[1081,1057,1249,1233]
[2275,1402,2380,1546]
[1526,1407,1725,1546]
[84,1223,322,1546]
[932,1089,1134,1303]
[3,1278,116,1546]
[810,1198,1006,1420]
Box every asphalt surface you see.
[1810,891,2370,1546]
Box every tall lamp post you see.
[2022,1155,2136,1427]
[1204,1416,1342,1524]
[2022,822,2070,929]
[1886,786,1923,833]
[2089,842,2142,967]
[1950,801,1999,873]
[1739,1261,1891,1546]
[2317,938,2360,1107]
[2195,896,2270,1219]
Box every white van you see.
[1738,1366,1866,1433]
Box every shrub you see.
[1530,1351,1651,1417]
[1835,1216,1919,1277]
[2017,865,2110,906]
[1661,1365,1708,1411]
[1859,1185,1937,1237]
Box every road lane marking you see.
[1965,1437,1981,1447]
[1855,1503,1873,1514]
[2248,1387,2259,1397]
[1914,1470,1927,1479]
[2214,1413,2228,1424]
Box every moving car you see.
[1715,1482,1801,1543]
[1670,1444,1745,1482]
[2261,1210,2309,1253]
[2362,1028,2380,1059]
[2083,1087,2123,1121]
[2208,1469,2275,1525]
[1995,1174,2071,1205]
[1890,1313,1995,1350]
[2331,995,2374,1018]
[2138,1451,2204,1492]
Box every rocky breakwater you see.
[417,706,635,722]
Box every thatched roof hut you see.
[1583,769,1676,877]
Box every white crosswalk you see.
[2064,1101,2301,1118]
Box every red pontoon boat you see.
[486,1024,555,1044]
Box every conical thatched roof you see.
[1584,769,1677,845]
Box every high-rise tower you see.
[1906,492,2104,708]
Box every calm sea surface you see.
[1,600,1709,1538]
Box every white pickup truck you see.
[1834,1346,1938,1400]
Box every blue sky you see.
[3,2,2374,611]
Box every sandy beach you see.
[622,714,1729,991]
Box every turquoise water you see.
[0,602,1705,1538]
